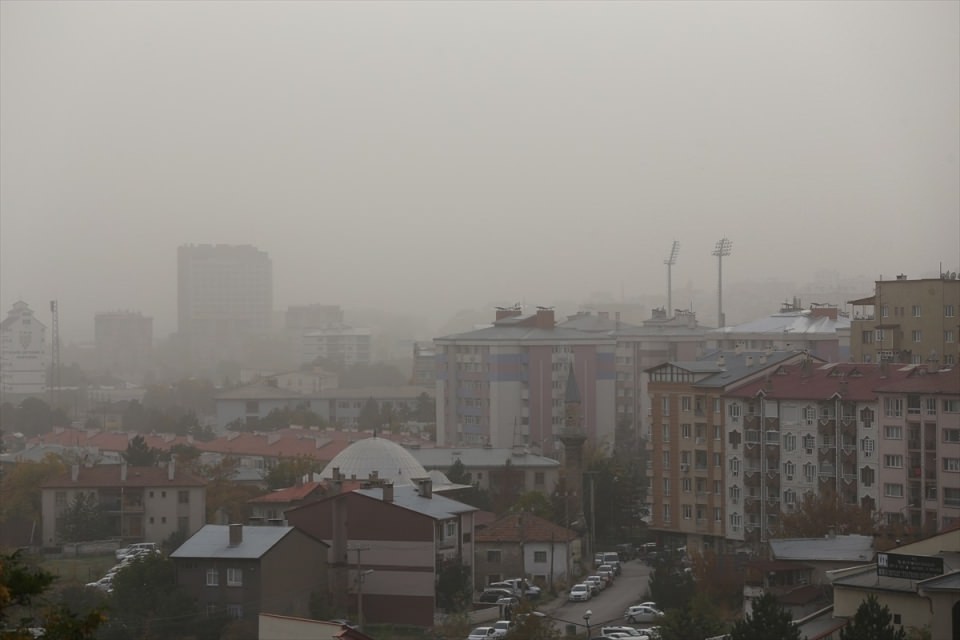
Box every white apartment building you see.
[0,301,48,399]
[300,325,372,366]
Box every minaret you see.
[559,365,586,528]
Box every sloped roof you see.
[712,310,850,337]
[351,484,477,519]
[248,481,326,504]
[319,436,428,485]
[918,570,960,592]
[726,362,919,401]
[649,350,814,389]
[770,535,874,562]
[411,447,560,469]
[42,464,206,489]
[170,524,322,559]
[557,313,642,333]
[476,512,577,543]
[435,325,615,343]
[873,367,959,394]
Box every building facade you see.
[177,244,273,368]
[300,325,372,367]
[645,349,814,553]
[0,301,48,399]
[849,274,960,366]
[434,308,616,452]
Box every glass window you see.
[227,568,243,587]
[206,569,219,586]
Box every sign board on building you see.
[876,552,944,581]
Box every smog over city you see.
[1,1,957,344]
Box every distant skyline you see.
[2,2,958,342]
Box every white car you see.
[601,627,647,637]
[115,542,158,561]
[491,620,513,638]
[467,627,497,640]
[85,577,113,592]
[585,575,605,593]
[624,605,664,624]
[568,583,591,602]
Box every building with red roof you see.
[474,512,580,591]
[248,481,329,525]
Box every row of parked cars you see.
[477,577,542,604]
[84,543,161,593]
[568,555,622,602]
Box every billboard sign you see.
[876,552,944,581]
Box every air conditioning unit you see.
[680,464,690,472]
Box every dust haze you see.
[2,1,958,342]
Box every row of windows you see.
[206,567,243,587]
[880,304,956,318]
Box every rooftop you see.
[712,309,849,337]
[411,447,560,469]
[648,350,815,388]
[476,512,577,543]
[770,535,875,563]
[42,464,206,489]
[170,524,317,559]
[726,362,920,401]
[352,484,477,519]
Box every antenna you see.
[49,300,61,412]
[712,238,733,327]
[664,241,680,316]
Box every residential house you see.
[286,477,478,628]
[40,462,206,547]
[474,512,579,591]
[248,481,328,526]
[171,523,328,623]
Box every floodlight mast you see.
[712,238,733,327]
[664,241,680,317]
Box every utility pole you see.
[664,241,680,317]
[350,546,371,629]
[712,238,732,327]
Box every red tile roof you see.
[873,367,959,395]
[475,513,577,543]
[41,465,206,489]
[726,362,920,401]
[248,481,327,504]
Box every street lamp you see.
[583,609,592,640]
[358,569,374,630]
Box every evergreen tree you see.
[730,593,801,640]
[447,458,472,485]
[839,594,906,640]
[648,559,696,612]
[122,434,160,466]
[358,397,381,430]
[657,593,726,640]
[57,493,112,542]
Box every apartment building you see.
[434,308,616,452]
[40,462,206,546]
[849,274,960,366]
[300,324,372,367]
[724,362,916,551]
[0,301,47,399]
[872,367,960,533]
[645,349,813,553]
[177,244,273,368]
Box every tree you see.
[446,459,472,485]
[413,392,436,422]
[358,397,381,431]
[656,593,726,640]
[510,491,555,521]
[122,434,161,466]
[691,549,743,612]
[839,594,906,640]
[435,562,472,613]
[57,492,112,542]
[777,486,877,538]
[730,593,800,640]
[203,457,266,522]
[0,455,67,544]
[647,558,695,613]
[265,457,321,490]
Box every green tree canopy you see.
[446,458,471,485]
[656,593,726,640]
[358,397,381,431]
[648,558,696,613]
[122,434,161,466]
[510,491,555,521]
[57,493,112,543]
[730,593,801,640]
[265,457,322,490]
[839,594,907,640]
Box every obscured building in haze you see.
[300,325,372,367]
[94,311,153,380]
[0,301,48,399]
[849,274,960,366]
[177,244,273,369]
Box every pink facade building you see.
[434,308,616,453]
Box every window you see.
[662,451,670,468]
[729,485,741,502]
[227,568,243,587]
[149,517,154,524]
[713,480,722,495]
[714,507,722,522]
[784,489,796,505]
[946,304,956,318]
[884,398,903,417]
[730,457,741,475]
[206,569,219,586]
[681,451,691,465]
[682,505,692,520]
[875,328,886,342]
[534,551,547,563]
[661,396,670,416]
[912,305,922,318]
[713,425,722,440]
[178,516,189,533]
[946,354,957,365]
[663,478,671,495]
[803,434,816,451]
[714,398,721,413]
[884,425,903,440]
[534,471,545,486]
[178,490,189,504]
[912,330,922,343]
[881,305,889,318]
[783,461,796,478]
[446,522,456,537]
[713,453,722,467]
[682,478,692,493]
[226,604,243,619]
[486,550,501,563]
[783,432,796,452]
[884,483,904,498]
[682,396,692,412]
[943,458,960,472]
[861,331,874,344]
[943,400,959,413]
[161,491,166,498]
[861,436,875,457]
[55,491,66,507]
[681,424,692,439]
[861,466,875,487]
[729,404,741,419]
[803,463,816,482]
[926,399,937,415]
[945,488,960,507]
[946,330,956,344]
[884,455,904,468]
[663,504,671,522]
[944,429,960,443]
[662,424,670,442]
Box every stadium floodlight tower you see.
[664,241,680,317]
[712,237,732,327]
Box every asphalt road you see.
[544,560,656,635]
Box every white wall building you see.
[0,301,48,399]
[300,325,372,366]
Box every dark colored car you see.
[479,588,516,604]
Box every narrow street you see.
[544,559,654,635]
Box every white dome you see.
[320,437,428,485]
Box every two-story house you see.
[40,462,206,547]
[474,512,580,591]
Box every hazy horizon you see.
[2,1,958,343]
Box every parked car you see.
[624,605,664,624]
[115,542,158,561]
[491,620,513,638]
[84,577,113,593]
[479,588,516,604]
[467,627,497,640]
[597,567,615,585]
[499,577,542,600]
[568,583,591,602]
[601,627,648,637]
[584,576,602,595]
[488,581,522,597]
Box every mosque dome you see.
[320,436,428,485]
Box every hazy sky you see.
[2,1,958,341]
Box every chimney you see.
[745,355,754,367]
[415,477,432,499]
[229,523,243,547]
[120,462,128,482]
[168,456,176,481]
[71,463,79,482]
[535,309,555,329]
[717,354,726,367]
[383,482,394,503]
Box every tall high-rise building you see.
[177,244,273,368]
[94,311,153,380]
[0,301,48,399]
